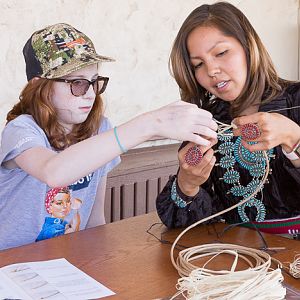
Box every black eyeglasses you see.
[51,76,109,97]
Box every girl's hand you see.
[177,139,217,196]
[150,101,218,146]
[71,198,82,210]
[233,112,300,152]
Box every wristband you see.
[281,140,300,161]
[113,126,127,153]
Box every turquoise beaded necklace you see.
[215,124,274,222]
[212,103,300,222]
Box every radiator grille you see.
[104,144,179,223]
[105,175,172,223]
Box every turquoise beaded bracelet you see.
[171,178,191,208]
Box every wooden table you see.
[1,212,300,299]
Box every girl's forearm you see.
[43,113,154,187]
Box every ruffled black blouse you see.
[156,83,300,228]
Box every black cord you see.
[146,220,285,255]
[146,222,189,250]
[216,221,285,254]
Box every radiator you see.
[104,144,179,223]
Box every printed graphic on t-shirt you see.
[36,186,82,242]
[36,173,93,242]
[70,173,94,191]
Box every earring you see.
[205,90,216,101]
[205,90,212,98]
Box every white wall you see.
[0,0,298,145]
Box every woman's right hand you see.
[149,101,218,146]
[177,140,217,196]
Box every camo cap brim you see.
[23,23,114,81]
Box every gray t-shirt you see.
[0,114,120,250]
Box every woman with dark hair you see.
[0,23,217,250]
[156,2,300,236]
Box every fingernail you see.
[231,122,238,129]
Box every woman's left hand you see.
[233,112,300,152]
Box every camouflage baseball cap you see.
[23,23,114,81]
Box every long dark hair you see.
[170,1,289,117]
[7,78,103,150]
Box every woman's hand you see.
[177,139,217,196]
[149,101,218,146]
[233,112,300,152]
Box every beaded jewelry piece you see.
[185,145,203,166]
[171,178,192,208]
[216,130,274,222]
[241,123,261,140]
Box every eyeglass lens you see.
[71,78,106,96]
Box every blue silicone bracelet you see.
[114,126,127,153]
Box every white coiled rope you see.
[288,255,300,279]
[170,244,285,300]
